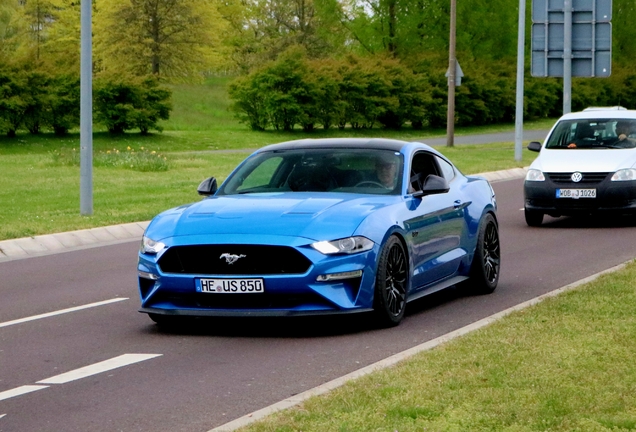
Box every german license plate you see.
[198,278,264,293]
[556,188,596,199]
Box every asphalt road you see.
[2,177,635,432]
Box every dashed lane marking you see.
[37,354,162,385]
[0,298,128,329]
[0,354,162,403]
[0,385,48,402]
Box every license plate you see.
[198,278,264,293]
[556,188,596,199]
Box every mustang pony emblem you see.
[220,253,246,265]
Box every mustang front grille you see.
[546,172,610,184]
[158,244,312,275]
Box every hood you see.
[531,148,636,173]
[146,192,395,242]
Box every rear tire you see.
[373,236,408,327]
[467,213,500,294]
[525,208,543,227]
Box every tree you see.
[94,0,227,80]
[220,0,348,72]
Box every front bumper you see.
[137,240,380,318]
[524,174,636,216]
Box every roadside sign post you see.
[80,0,93,216]
[514,0,527,161]
[531,0,612,114]
[446,0,457,147]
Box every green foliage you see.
[46,75,80,136]
[0,69,28,136]
[0,68,80,136]
[229,51,434,131]
[22,71,51,134]
[94,77,172,134]
[94,0,226,80]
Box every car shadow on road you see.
[140,286,466,338]
[540,214,636,229]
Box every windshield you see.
[545,118,636,149]
[218,148,404,196]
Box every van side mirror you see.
[527,141,542,152]
[197,177,218,196]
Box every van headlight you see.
[525,169,545,182]
[611,169,636,181]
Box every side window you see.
[410,152,441,191]
[436,156,455,181]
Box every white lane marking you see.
[0,298,128,329]
[0,385,48,402]
[37,354,162,385]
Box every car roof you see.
[558,107,636,121]
[258,138,411,153]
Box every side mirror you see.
[527,141,542,152]
[197,177,218,196]
[413,175,450,198]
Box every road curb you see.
[0,167,527,263]
[0,221,150,262]
[208,260,630,432]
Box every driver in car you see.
[614,121,636,147]
[374,155,399,188]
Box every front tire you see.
[525,208,543,227]
[373,236,408,327]
[467,213,500,294]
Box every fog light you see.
[316,270,363,282]
[138,271,159,280]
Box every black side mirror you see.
[413,175,450,198]
[527,141,542,152]
[197,177,218,196]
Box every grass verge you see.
[0,142,536,241]
[237,261,636,432]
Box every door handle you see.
[454,200,462,209]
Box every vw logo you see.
[220,253,246,265]
[571,172,583,183]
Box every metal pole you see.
[80,0,93,215]
[446,0,456,147]
[514,0,526,161]
[563,0,572,114]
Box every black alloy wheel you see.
[374,235,408,327]
[468,213,500,294]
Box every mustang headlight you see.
[311,236,374,255]
[611,169,636,181]
[140,236,166,254]
[525,169,545,182]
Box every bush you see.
[94,77,172,134]
[45,75,80,136]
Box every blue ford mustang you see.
[138,138,500,327]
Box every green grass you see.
[237,261,636,431]
[0,75,542,240]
